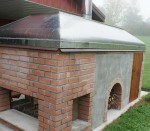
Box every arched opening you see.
[103,81,123,122]
[108,83,122,110]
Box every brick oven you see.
[0,0,146,131]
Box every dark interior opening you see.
[11,91,38,118]
[108,83,122,110]
[72,98,79,121]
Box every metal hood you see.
[0,11,145,52]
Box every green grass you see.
[104,93,150,131]
[138,36,150,91]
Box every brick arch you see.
[103,78,124,122]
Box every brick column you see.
[38,97,73,131]
[78,93,93,122]
[78,93,93,131]
[0,87,10,111]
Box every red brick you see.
[45,59,63,66]
[73,87,82,94]
[37,94,45,100]
[19,67,29,74]
[48,120,62,127]
[39,121,49,129]
[38,116,44,122]
[33,58,45,64]
[39,53,51,59]
[46,87,62,93]
[69,77,79,83]
[38,100,49,108]
[0,88,10,111]
[10,55,19,60]
[27,75,38,81]
[55,102,68,110]
[51,113,67,121]
[62,95,73,102]
[18,61,28,68]
[1,54,10,59]
[39,77,51,84]
[61,116,72,124]
[8,60,19,66]
[39,65,51,71]
[18,83,27,89]
[51,54,64,60]
[28,86,38,93]
[28,52,38,57]
[0,105,10,111]
[19,56,30,62]
[17,50,28,56]
[28,63,38,69]
[63,60,75,66]
[33,70,44,77]
[39,111,49,119]
[51,79,68,86]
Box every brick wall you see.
[0,47,95,130]
[0,88,10,111]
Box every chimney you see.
[82,0,92,20]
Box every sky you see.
[93,0,150,20]
[138,0,150,19]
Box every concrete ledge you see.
[72,119,91,131]
[0,109,38,131]
[0,118,22,131]
[0,110,91,131]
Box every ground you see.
[103,36,150,131]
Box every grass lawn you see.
[104,93,150,131]
[138,36,150,91]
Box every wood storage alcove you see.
[108,83,122,110]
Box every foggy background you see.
[93,0,150,36]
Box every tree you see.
[102,0,150,36]
[122,1,144,35]
[121,1,150,36]
[103,0,127,26]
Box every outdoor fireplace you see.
[0,11,145,130]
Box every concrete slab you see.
[0,109,38,131]
[93,91,149,131]
[72,119,91,131]
[0,123,13,131]
[141,91,149,96]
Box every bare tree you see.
[103,0,127,26]
[122,1,145,35]
[102,0,150,36]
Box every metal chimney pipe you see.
[82,0,92,20]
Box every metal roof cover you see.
[0,11,145,51]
